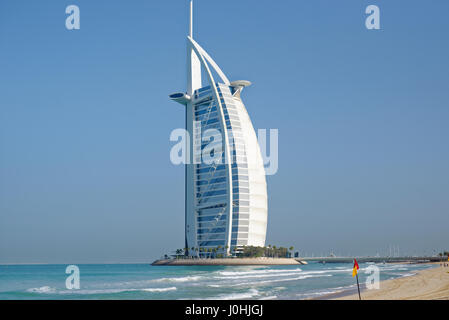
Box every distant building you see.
[170,1,267,257]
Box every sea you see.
[0,262,434,300]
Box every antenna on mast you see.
[189,0,193,38]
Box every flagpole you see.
[355,273,361,300]
[353,258,362,300]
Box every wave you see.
[26,287,177,295]
[60,288,133,295]
[381,267,409,272]
[243,274,332,286]
[210,274,332,287]
[387,272,416,278]
[258,295,277,300]
[141,287,177,292]
[214,271,307,280]
[61,287,177,295]
[296,290,343,299]
[215,268,352,280]
[300,269,351,274]
[155,276,202,283]
[401,272,417,277]
[217,268,302,276]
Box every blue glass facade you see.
[192,83,253,254]
[193,86,227,251]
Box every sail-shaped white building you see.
[170,1,267,257]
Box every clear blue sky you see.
[0,0,448,263]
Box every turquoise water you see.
[0,262,434,300]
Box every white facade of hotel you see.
[170,1,267,256]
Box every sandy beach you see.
[335,264,449,300]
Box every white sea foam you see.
[212,267,350,284]
[216,274,333,287]
[402,272,417,277]
[300,269,349,274]
[59,289,130,295]
[258,295,277,300]
[296,284,355,299]
[141,287,177,292]
[378,264,410,272]
[217,268,302,276]
[155,276,202,282]
[26,286,56,294]
[214,271,307,280]
[296,290,341,299]
[217,268,351,280]
[387,272,416,278]
[57,287,178,295]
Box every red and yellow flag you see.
[352,259,359,277]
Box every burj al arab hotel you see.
[170,1,267,257]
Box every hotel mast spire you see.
[189,0,193,38]
[187,0,201,95]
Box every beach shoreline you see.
[320,263,449,300]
